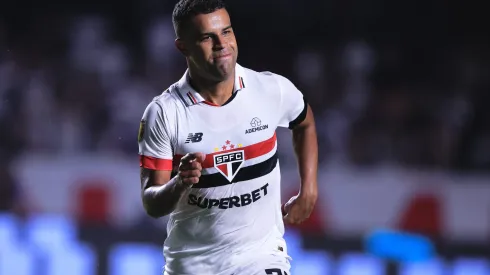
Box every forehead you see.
[190,8,231,33]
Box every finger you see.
[181,152,206,164]
[193,152,206,163]
[182,177,199,185]
[179,161,202,171]
[283,207,304,225]
[190,161,202,170]
[294,213,309,224]
[180,153,196,164]
[281,204,287,216]
[290,215,303,224]
[287,217,303,225]
[283,201,293,213]
[283,214,297,224]
[179,170,201,178]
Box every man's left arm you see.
[275,74,319,225]
[284,104,318,224]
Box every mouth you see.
[214,53,232,59]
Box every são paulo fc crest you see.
[212,139,245,182]
[213,150,245,182]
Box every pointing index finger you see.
[181,152,206,164]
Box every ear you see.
[175,39,190,57]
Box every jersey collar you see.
[176,63,247,106]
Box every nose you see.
[212,35,226,51]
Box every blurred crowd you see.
[0,1,489,212]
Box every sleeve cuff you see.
[288,97,308,129]
[139,155,173,170]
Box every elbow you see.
[147,211,166,219]
[144,207,162,219]
[143,203,168,219]
[142,198,168,219]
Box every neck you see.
[188,68,235,106]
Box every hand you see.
[282,192,317,225]
[178,152,206,187]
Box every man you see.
[138,0,318,274]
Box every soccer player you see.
[138,0,318,274]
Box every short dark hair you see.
[172,0,227,37]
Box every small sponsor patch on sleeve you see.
[138,120,146,142]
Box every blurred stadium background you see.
[1,0,489,274]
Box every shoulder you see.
[261,71,297,90]
[243,67,295,92]
[142,86,182,121]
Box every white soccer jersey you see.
[138,64,307,275]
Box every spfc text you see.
[213,150,245,182]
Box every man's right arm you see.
[140,169,188,218]
[138,101,185,218]
[140,152,205,218]
[138,101,204,218]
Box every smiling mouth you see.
[214,53,232,59]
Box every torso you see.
[158,67,288,274]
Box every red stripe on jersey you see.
[186,93,194,104]
[203,101,219,106]
[239,77,245,89]
[174,132,277,169]
[139,155,173,170]
[187,92,198,104]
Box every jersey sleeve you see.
[138,101,174,171]
[275,74,308,129]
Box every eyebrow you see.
[201,25,232,36]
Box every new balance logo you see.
[185,133,203,143]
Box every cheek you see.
[228,38,238,51]
[195,44,213,57]
[188,46,207,61]
[228,34,237,44]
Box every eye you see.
[201,36,211,41]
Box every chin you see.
[215,62,235,78]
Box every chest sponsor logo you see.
[246,117,268,134]
[213,150,245,182]
[188,183,269,209]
